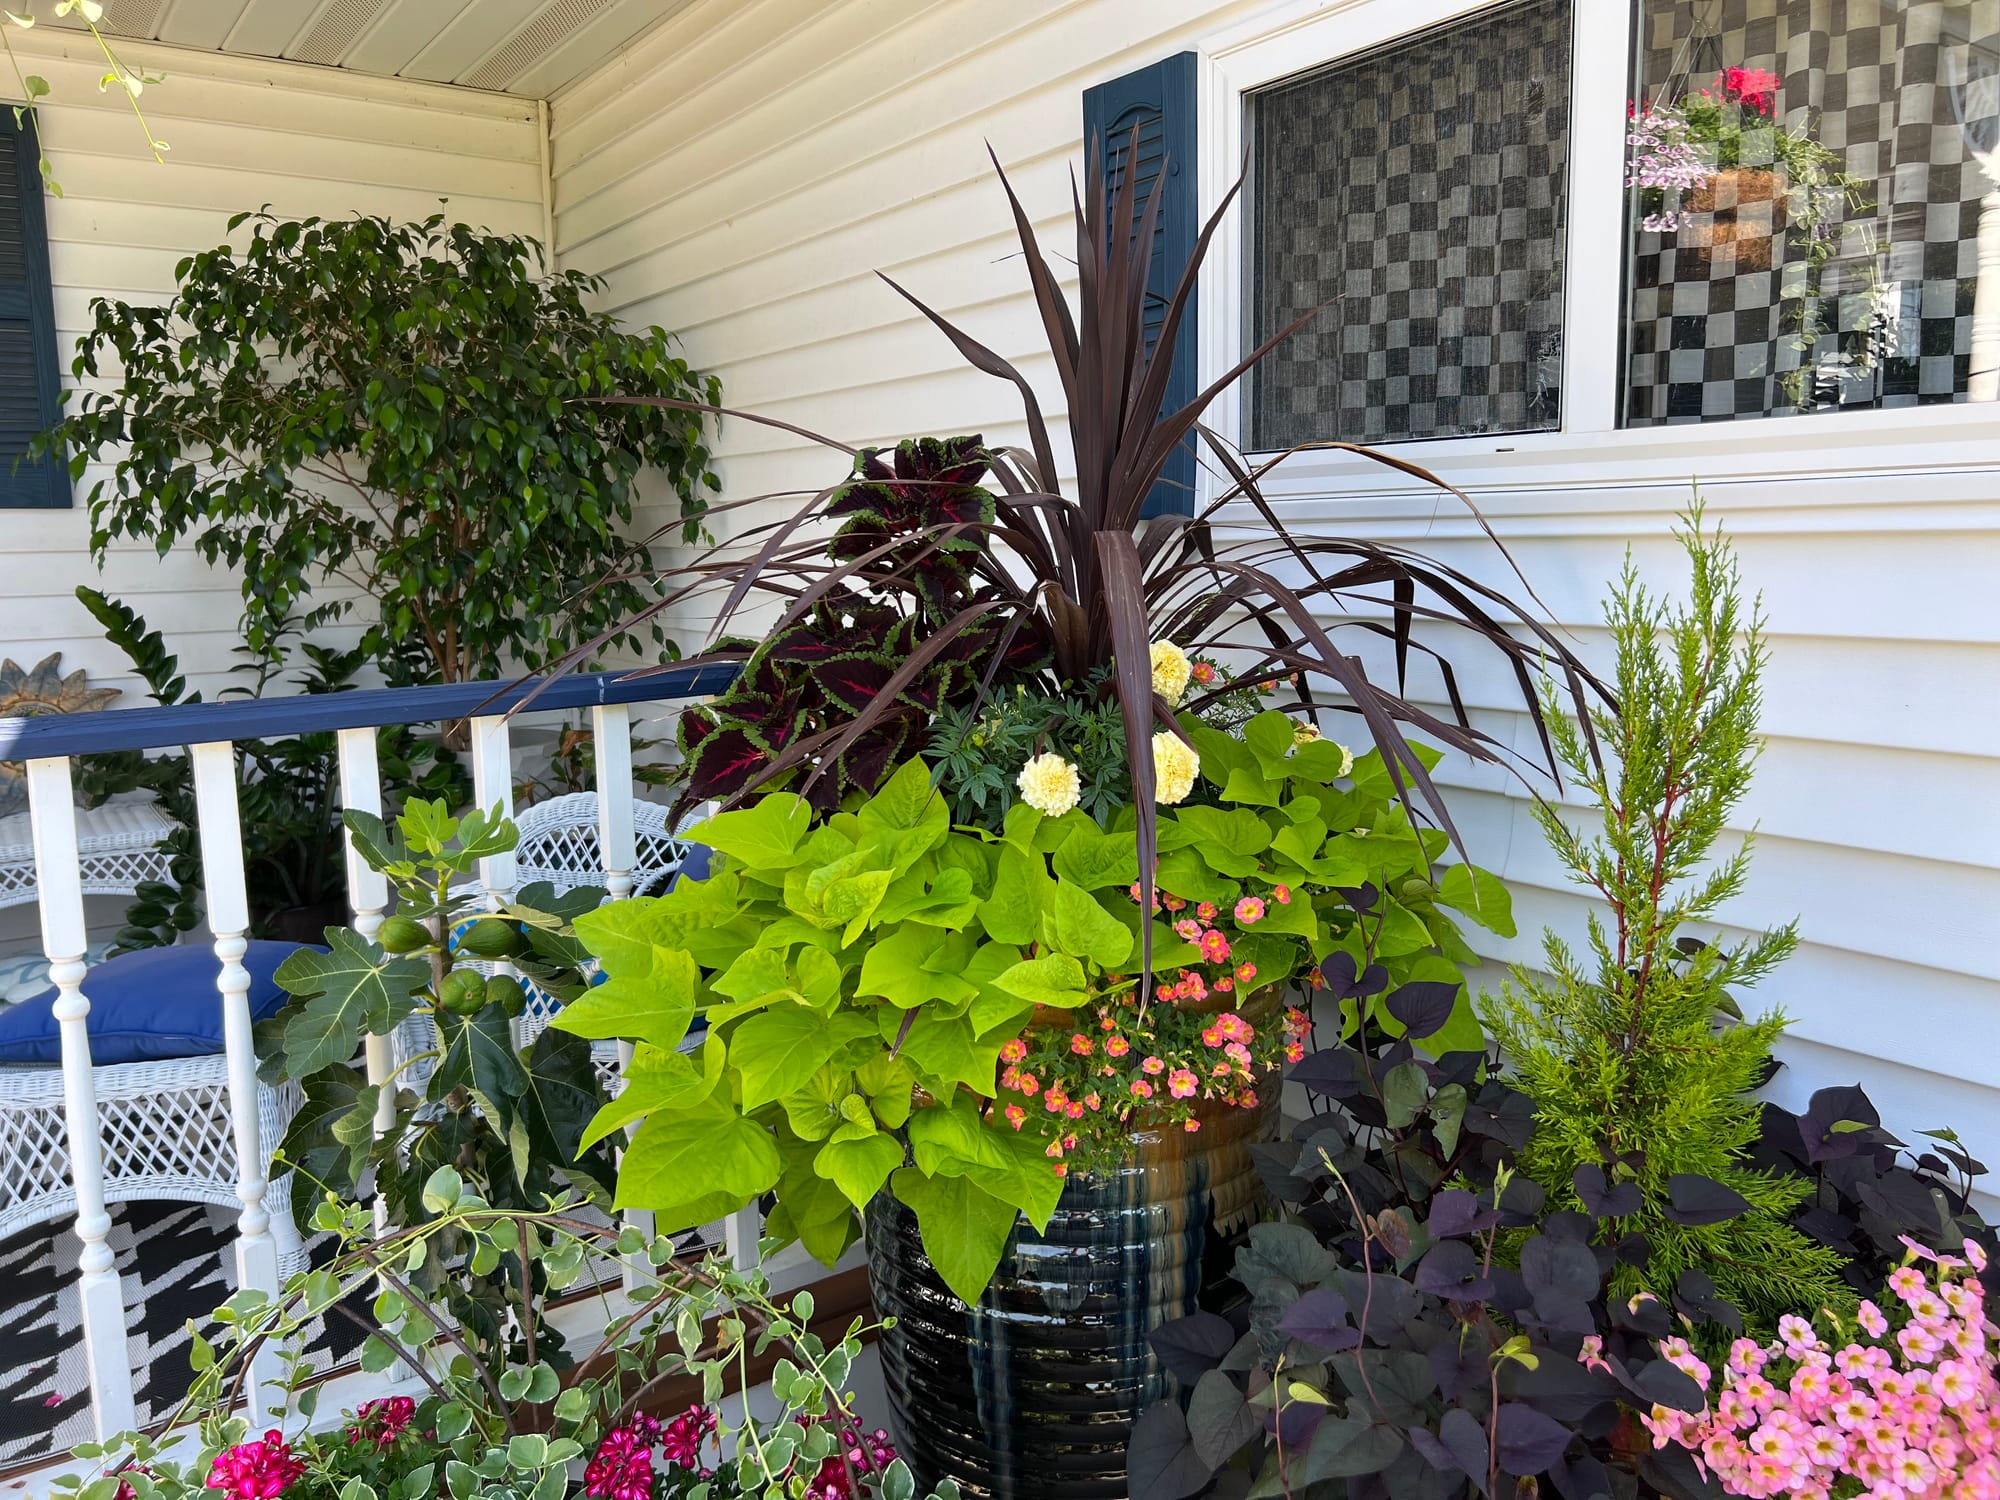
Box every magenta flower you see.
[346,1395,415,1449]
[205,1432,304,1500]
[583,1427,654,1500]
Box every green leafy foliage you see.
[44,1198,958,1500]
[48,211,722,683]
[1482,509,1848,1324]
[570,745,1502,1305]
[262,799,618,1366]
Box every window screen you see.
[1623,0,2000,425]
[1245,0,1573,450]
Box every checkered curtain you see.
[1626,0,2000,424]
[1246,0,1571,448]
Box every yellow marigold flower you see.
[1151,731,1200,805]
[1016,751,1082,817]
[1150,640,1192,704]
[1293,723,1321,746]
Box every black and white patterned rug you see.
[0,1203,365,1472]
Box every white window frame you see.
[1190,0,2000,512]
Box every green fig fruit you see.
[377,915,432,954]
[459,918,527,959]
[437,968,488,1016]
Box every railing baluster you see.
[25,757,137,1440]
[590,705,654,1287]
[469,716,517,910]
[335,729,395,1238]
[590,704,636,902]
[188,741,285,1420]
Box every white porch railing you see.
[0,665,738,1442]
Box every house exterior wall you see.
[549,0,2000,1170]
[1,30,545,703]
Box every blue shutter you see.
[1084,52,1197,518]
[0,108,66,508]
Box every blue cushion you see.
[670,843,713,890]
[0,941,312,1066]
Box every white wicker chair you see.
[393,794,703,1091]
[0,799,308,1274]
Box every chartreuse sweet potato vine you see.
[561,718,1514,1305]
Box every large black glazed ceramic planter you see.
[866,1096,1275,1499]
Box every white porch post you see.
[335,728,396,1236]
[25,757,136,1439]
[189,741,284,1419]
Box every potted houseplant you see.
[550,141,1601,1495]
[1626,65,1884,405]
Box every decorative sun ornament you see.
[0,654,121,815]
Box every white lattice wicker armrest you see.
[0,1053,308,1273]
[0,800,179,911]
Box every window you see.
[0,107,65,508]
[1623,0,2000,425]
[1243,0,1573,449]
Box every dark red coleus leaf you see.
[811,655,896,712]
[683,726,770,804]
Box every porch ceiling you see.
[45,0,690,99]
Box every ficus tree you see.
[51,211,722,684]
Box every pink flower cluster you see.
[204,1431,304,1500]
[801,1418,899,1500]
[1645,1239,2000,1500]
[583,1424,655,1500]
[1626,102,1710,232]
[1719,65,1781,115]
[345,1395,415,1449]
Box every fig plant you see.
[260,799,618,1363]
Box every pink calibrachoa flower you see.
[1105,1035,1130,1057]
[1234,896,1266,925]
[1129,1078,1154,1099]
[1141,1055,1165,1075]
[1070,1033,1094,1056]
[1004,1103,1027,1129]
[1173,918,1202,943]
[1196,902,1219,923]
[1167,1068,1199,1099]
[999,1038,1027,1063]
[1199,930,1232,964]
[1648,1245,2000,1500]
[1183,1117,1201,1132]
[206,1431,305,1500]
[1273,884,1291,904]
[1235,962,1257,984]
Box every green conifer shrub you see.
[1483,508,1847,1325]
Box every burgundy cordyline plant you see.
[585,134,1603,977]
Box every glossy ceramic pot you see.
[865,1094,1276,1499]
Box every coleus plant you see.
[560,739,1512,1305]
[1129,1005,1762,1500]
[595,138,1604,975]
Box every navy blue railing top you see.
[0,665,740,760]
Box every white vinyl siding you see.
[549,0,2000,1178]
[0,29,543,703]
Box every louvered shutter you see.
[1083,53,1198,518]
[0,109,66,508]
